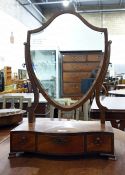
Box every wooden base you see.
[9,118,114,158]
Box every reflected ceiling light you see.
[63,0,70,7]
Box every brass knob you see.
[20,136,27,144]
[93,137,102,145]
[52,137,69,145]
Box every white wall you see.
[0,10,27,74]
[0,0,41,77]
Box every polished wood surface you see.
[0,128,125,175]
[10,118,114,157]
[90,97,125,130]
[10,118,113,133]
[0,125,14,143]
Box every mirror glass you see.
[30,13,104,106]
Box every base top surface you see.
[12,118,113,134]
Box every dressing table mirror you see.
[9,11,115,159]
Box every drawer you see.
[87,54,103,62]
[63,83,81,95]
[10,132,36,152]
[86,133,113,153]
[63,55,87,62]
[63,72,91,82]
[37,134,84,155]
[63,63,99,72]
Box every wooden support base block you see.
[9,118,114,158]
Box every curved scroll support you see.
[95,40,112,124]
[102,84,108,96]
[95,88,108,124]
[25,42,39,123]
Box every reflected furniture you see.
[61,51,103,99]
[90,97,125,130]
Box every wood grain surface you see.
[0,128,125,175]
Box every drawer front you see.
[86,133,113,153]
[10,132,35,152]
[63,72,91,82]
[63,55,87,62]
[87,54,102,62]
[63,63,99,72]
[63,83,81,95]
[37,134,84,155]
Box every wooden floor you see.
[1,125,125,175]
[0,125,14,143]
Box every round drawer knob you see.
[20,136,27,144]
[93,137,102,145]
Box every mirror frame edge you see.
[25,10,110,118]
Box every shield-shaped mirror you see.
[25,11,108,111]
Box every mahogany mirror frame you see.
[25,10,111,123]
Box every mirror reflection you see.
[30,13,104,106]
